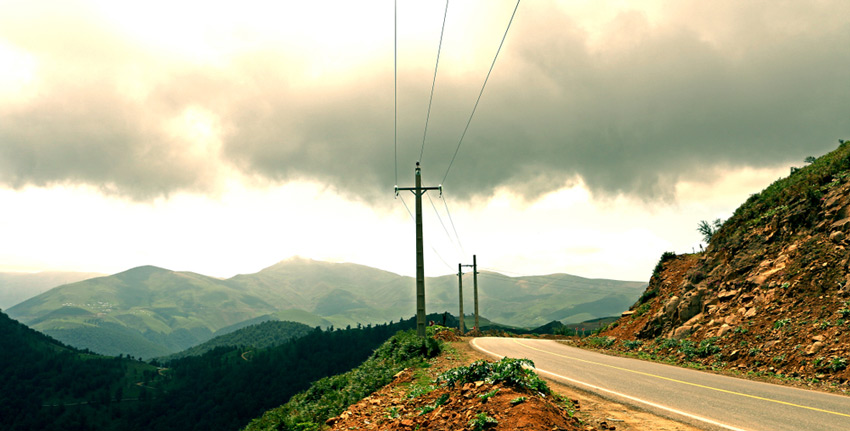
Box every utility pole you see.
[396,162,441,337]
[460,255,478,333]
[457,263,464,333]
[472,254,479,331]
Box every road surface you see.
[471,337,850,431]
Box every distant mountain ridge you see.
[0,270,103,309]
[8,257,646,358]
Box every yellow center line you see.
[512,338,850,419]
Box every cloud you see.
[1,0,848,203]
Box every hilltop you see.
[593,140,850,387]
[8,258,644,358]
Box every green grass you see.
[243,330,441,431]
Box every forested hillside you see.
[1,309,452,431]
[0,310,156,431]
[161,320,314,360]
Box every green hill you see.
[7,266,279,358]
[8,259,645,358]
[0,310,158,431]
[162,320,315,360]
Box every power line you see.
[427,193,462,258]
[442,0,521,185]
[419,0,450,163]
[441,193,466,256]
[394,0,398,186]
[399,195,454,272]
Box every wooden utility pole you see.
[396,162,441,337]
[460,255,479,333]
[472,254,479,331]
[457,263,464,333]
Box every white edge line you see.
[470,338,750,431]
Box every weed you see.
[386,407,400,419]
[772,354,786,363]
[838,308,850,318]
[659,338,681,350]
[468,412,498,430]
[418,405,435,416]
[773,318,791,329]
[634,303,652,318]
[478,388,499,401]
[587,336,616,348]
[622,339,644,350]
[748,348,762,357]
[830,357,847,372]
[509,396,527,405]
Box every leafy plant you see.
[830,357,847,372]
[468,412,498,430]
[773,318,791,329]
[586,336,616,348]
[478,388,499,401]
[622,340,643,350]
[509,396,526,405]
[438,357,550,396]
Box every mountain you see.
[7,266,280,358]
[8,259,645,359]
[0,270,103,309]
[599,139,850,383]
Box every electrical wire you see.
[441,193,466,257]
[419,0,450,163]
[398,194,454,272]
[442,0,521,185]
[394,0,399,186]
[427,193,463,259]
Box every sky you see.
[1,0,848,282]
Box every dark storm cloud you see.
[1,1,848,202]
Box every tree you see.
[698,218,723,243]
[804,156,817,164]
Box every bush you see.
[652,252,677,278]
[438,357,550,395]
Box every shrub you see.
[438,357,550,395]
[652,252,677,278]
[468,412,498,430]
[622,340,643,350]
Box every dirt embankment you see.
[326,338,701,431]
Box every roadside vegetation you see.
[243,330,441,431]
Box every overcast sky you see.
[1,0,848,282]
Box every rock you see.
[672,325,693,339]
[744,307,757,318]
[724,314,741,326]
[717,324,733,337]
[805,342,825,356]
[663,296,681,316]
[684,313,704,327]
[812,335,825,342]
[621,310,636,317]
[718,290,738,301]
[830,230,847,242]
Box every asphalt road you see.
[471,337,850,431]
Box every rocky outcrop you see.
[605,141,850,385]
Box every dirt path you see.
[456,338,702,431]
